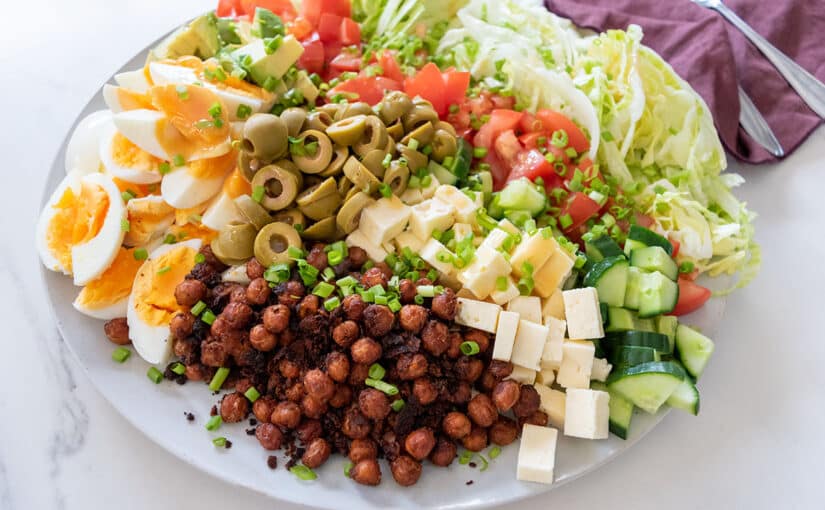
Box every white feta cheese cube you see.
[511,320,550,370]
[517,424,558,484]
[492,310,520,361]
[540,317,566,369]
[451,223,474,242]
[454,298,501,333]
[536,368,555,386]
[533,384,566,429]
[590,358,612,382]
[399,187,425,205]
[394,231,424,253]
[497,219,520,235]
[346,230,387,263]
[490,276,520,305]
[477,228,511,252]
[419,238,457,276]
[409,198,455,240]
[358,195,411,245]
[420,174,440,199]
[434,185,479,224]
[533,249,575,298]
[564,388,610,440]
[508,365,537,385]
[458,246,511,299]
[506,296,543,323]
[563,287,605,339]
[556,340,595,389]
[541,289,566,320]
[510,234,559,278]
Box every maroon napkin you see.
[544,0,825,163]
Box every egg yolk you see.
[75,247,144,309]
[115,88,154,111]
[169,223,217,244]
[175,202,209,226]
[223,167,252,199]
[187,149,237,180]
[47,182,110,272]
[125,198,175,246]
[132,245,199,326]
[150,84,230,152]
[111,131,163,172]
[111,177,156,198]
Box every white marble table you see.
[2,0,824,508]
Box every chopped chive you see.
[478,454,489,471]
[205,415,222,431]
[327,250,343,266]
[209,367,230,391]
[313,282,335,298]
[324,296,340,311]
[212,437,228,447]
[458,450,473,465]
[559,213,573,229]
[251,185,266,203]
[473,146,488,158]
[416,285,435,298]
[171,362,186,375]
[176,84,189,100]
[288,246,305,259]
[289,465,317,480]
[133,248,149,261]
[374,295,388,305]
[679,261,695,274]
[489,446,502,459]
[344,461,353,477]
[365,378,399,396]
[163,233,177,244]
[323,267,336,281]
[388,298,402,313]
[496,276,508,292]
[391,399,406,412]
[121,190,135,202]
[173,154,185,167]
[120,219,130,232]
[194,252,206,264]
[236,104,252,120]
[368,363,386,380]
[147,367,163,384]
[201,309,217,325]
[156,266,171,275]
[460,341,480,356]
[378,183,392,198]
[112,347,131,363]
[244,386,261,402]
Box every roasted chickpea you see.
[184,363,207,381]
[271,401,302,429]
[455,357,484,383]
[278,280,306,308]
[263,304,290,333]
[412,378,438,405]
[391,455,422,486]
[342,294,367,321]
[421,320,449,356]
[467,394,498,428]
[464,329,490,353]
[301,394,328,419]
[351,337,382,365]
[220,392,248,423]
[306,244,329,271]
[461,427,488,452]
[347,246,368,269]
[396,354,428,381]
[169,313,194,341]
[297,294,320,319]
[489,417,519,446]
[449,382,472,405]
[348,438,378,463]
[362,304,395,337]
[246,258,266,280]
[512,385,541,418]
[326,352,350,383]
[404,427,436,461]
[285,382,306,402]
[245,278,271,305]
[429,438,457,467]
[175,279,207,307]
[333,320,360,348]
[329,384,353,408]
[479,371,498,393]
[492,380,521,412]
[350,459,381,486]
[398,279,417,304]
[488,360,514,379]
[302,438,332,469]
[522,410,549,427]
[360,267,388,289]
[430,288,458,321]
[343,406,372,439]
[255,423,284,450]
[279,359,301,379]
[296,419,323,444]
[442,412,472,440]
[252,396,276,423]
[104,317,131,345]
[304,369,335,402]
[200,340,228,367]
[358,388,391,420]
[446,332,464,359]
[398,305,428,333]
[249,324,278,351]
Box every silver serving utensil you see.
[693,0,825,119]
[738,85,784,157]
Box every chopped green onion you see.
[209,367,230,391]
[322,267,336,281]
[112,347,131,363]
[133,248,149,261]
[559,214,573,229]
[679,261,695,274]
[313,282,335,298]
[365,378,399,395]
[173,154,185,167]
[120,190,135,202]
[158,162,171,175]
[176,84,189,100]
[289,465,317,480]
[147,366,163,384]
[523,219,537,235]
[449,104,460,114]
[336,275,358,288]
[297,260,319,286]
[163,233,177,244]
[120,219,130,232]
[156,266,171,275]
[421,174,432,188]
[251,185,266,203]
[244,386,261,402]
[374,295,388,305]
[236,104,252,120]
[473,147,488,159]
[327,250,343,266]
[414,294,425,305]
[388,298,402,313]
[391,399,406,412]
[489,446,502,459]
[436,251,454,264]
[368,363,386,380]
[171,362,186,375]
[458,450,473,465]
[496,276,508,292]
[194,252,206,264]
[521,262,534,277]
[460,341,480,356]
[264,263,291,284]
[379,183,392,197]
[417,285,435,298]
[517,277,534,296]
[212,437,228,447]
[344,462,354,477]
[369,284,386,296]
[324,296,340,311]
[205,415,222,431]
[442,156,455,169]
[208,102,222,119]
[288,246,305,259]
[201,309,217,325]
[551,129,569,148]
[407,138,420,151]
[478,454,489,471]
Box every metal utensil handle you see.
[714,2,825,119]
[738,86,784,157]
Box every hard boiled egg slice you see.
[127,238,202,364]
[99,122,165,184]
[102,84,154,113]
[124,195,175,247]
[36,172,127,285]
[201,168,251,231]
[73,247,145,320]
[64,110,111,175]
[114,68,151,93]
[161,150,236,209]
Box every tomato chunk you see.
[377,50,404,82]
[404,63,447,116]
[340,17,361,45]
[473,109,524,150]
[670,278,712,316]
[330,76,401,105]
[317,13,343,43]
[298,36,325,74]
[561,192,601,232]
[443,71,471,108]
[217,0,242,17]
[536,109,589,154]
[240,0,297,18]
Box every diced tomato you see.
[298,36,325,74]
[287,17,314,40]
[507,149,563,191]
[340,17,361,45]
[443,71,471,108]
[301,0,351,27]
[329,51,362,72]
[634,212,655,229]
[473,109,524,150]
[518,132,544,150]
[240,0,297,18]
[217,0,242,17]
[493,130,522,167]
[670,278,712,316]
[547,145,571,167]
[519,112,542,134]
[404,63,447,116]
[490,95,516,110]
[670,238,681,259]
[484,151,510,191]
[535,109,589,154]
[329,76,401,105]
[376,50,404,82]
[317,13,343,43]
[562,192,601,232]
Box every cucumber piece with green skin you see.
[451,138,473,181]
[606,307,636,332]
[637,271,679,318]
[583,256,629,307]
[607,361,686,414]
[591,381,634,440]
[610,345,659,368]
[634,317,657,333]
[498,178,546,216]
[586,236,624,262]
[630,246,678,280]
[428,160,457,186]
[605,330,672,354]
[623,238,647,258]
[487,193,504,219]
[628,225,673,255]
[656,315,679,353]
[667,378,700,415]
[624,266,643,310]
[675,324,715,379]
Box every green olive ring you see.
[335,102,374,121]
[254,222,302,266]
[210,238,248,267]
[336,191,375,234]
[386,120,405,141]
[343,156,382,194]
[344,185,362,202]
[215,222,257,261]
[280,107,308,137]
[379,91,414,125]
[296,177,342,220]
[401,121,435,146]
[306,111,335,132]
[320,145,349,178]
[360,149,388,179]
[431,129,459,163]
[273,159,304,189]
[383,160,410,196]
[317,103,342,118]
[402,104,439,132]
[353,116,389,157]
[326,115,368,146]
[301,216,339,241]
[338,176,354,197]
[384,136,398,158]
[234,195,275,230]
[292,130,334,174]
[271,208,305,228]
[242,113,289,162]
[303,174,323,189]
[398,144,429,172]
[237,150,263,183]
[251,165,299,212]
[434,121,457,137]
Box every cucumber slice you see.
[628,225,673,255]
[611,345,658,368]
[623,266,643,310]
[498,178,546,216]
[585,236,624,262]
[591,381,634,440]
[667,379,700,415]
[630,246,678,280]
[428,160,457,186]
[452,138,473,180]
[607,361,686,414]
[623,238,646,258]
[656,315,679,353]
[605,330,672,354]
[634,317,657,333]
[606,307,636,332]
[675,324,715,379]
[487,193,504,219]
[583,256,629,307]
[638,271,679,318]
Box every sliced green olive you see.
[251,165,299,212]
[353,116,389,157]
[292,130,334,174]
[254,222,302,266]
[379,91,414,125]
[343,156,381,194]
[237,150,263,183]
[434,121,457,137]
[360,149,388,179]
[305,111,334,132]
[431,129,458,163]
[398,144,429,172]
[234,194,274,230]
[320,145,349,177]
[296,177,342,221]
[242,113,289,162]
[317,103,342,118]
[273,159,304,189]
[338,176,353,197]
[344,186,362,202]
[401,121,435,146]
[280,107,308,137]
[384,136,397,158]
[301,216,338,241]
[271,208,305,228]
[210,238,247,267]
[335,102,374,121]
[383,160,410,196]
[386,120,405,141]
[215,222,257,261]
[402,104,439,132]
[326,115,368,146]
[336,191,375,234]
[303,175,323,189]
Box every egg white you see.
[98,121,163,184]
[161,165,231,210]
[124,195,176,247]
[222,265,251,285]
[73,295,128,321]
[201,191,245,231]
[127,238,202,365]
[36,170,84,274]
[64,110,111,175]
[114,68,150,93]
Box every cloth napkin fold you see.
[544,0,825,164]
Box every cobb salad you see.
[38,0,756,488]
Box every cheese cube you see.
[492,310,520,361]
[358,195,411,245]
[511,320,550,370]
[394,231,424,253]
[591,358,612,382]
[506,296,543,323]
[434,185,479,224]
[399,175,440,205]
[508,364,537,384]
[409,198,455,240]
[490,276,520,305]
[478,228,511,252]
[455,298,501,333]
[517,424,558,484]
[456,288,477,299]
[541,289,566,320]
[536,368,555,386]
[458,246,511,299]
[564,389,610,440]
[419,238,457,276]
[451,222,474,242]
[497,219,520,235]
[420,175,440,199]
[533,249,575,298]
[510,234,559,278]
[563,287,605,339]
[540,317,566,369]
[534,384,566,428]
[346,230,387,263]
[556,340,595,389]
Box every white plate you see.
[39,35,726,510]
